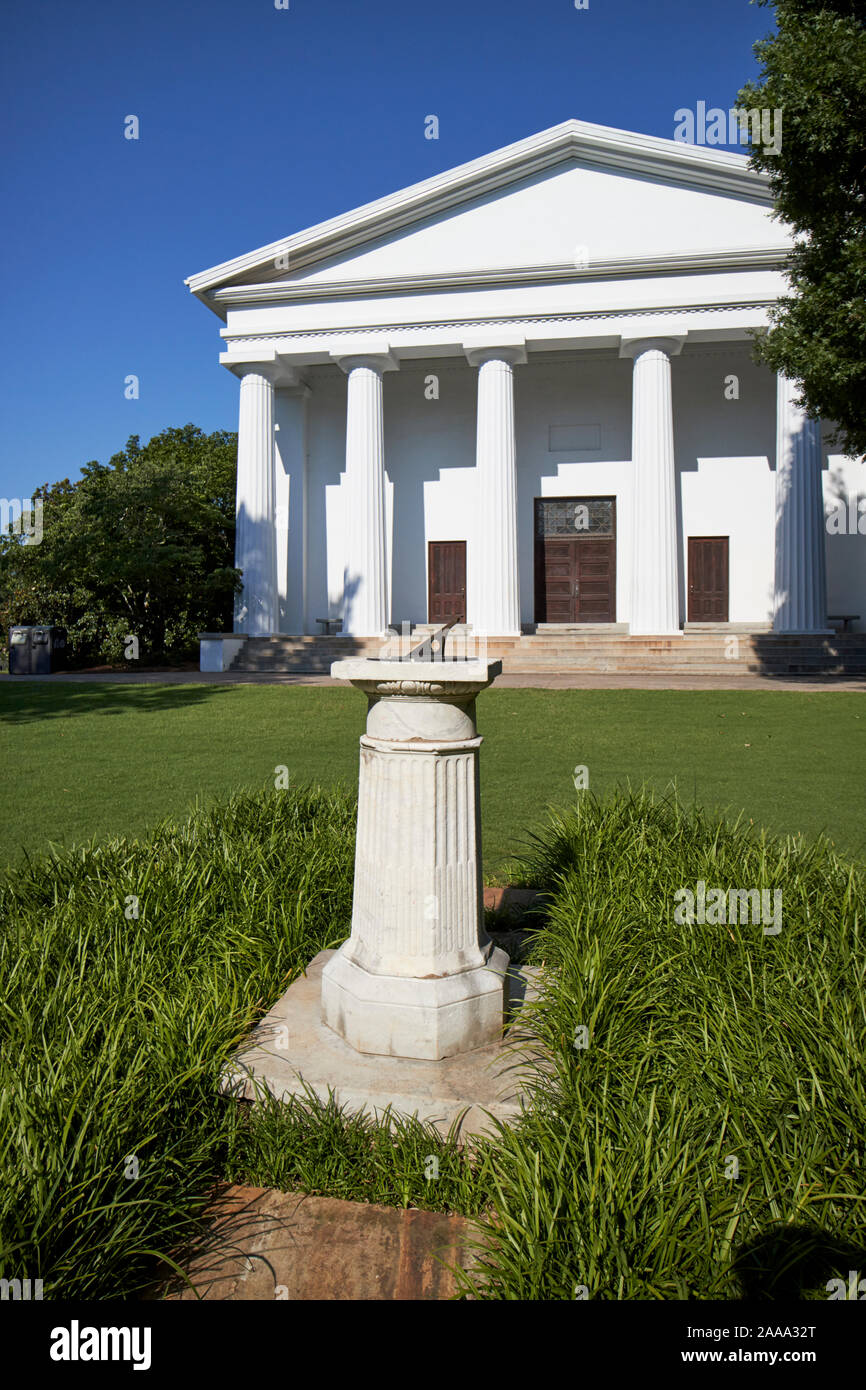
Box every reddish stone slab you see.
[159,1185,480,1301]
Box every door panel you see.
[428,541,466,623]
[688,537,729,621]
[541,538,576,622]
[576,539,616,621]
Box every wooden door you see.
[536,537,577,623]
[575,537,616,622]
[534,498,616,623]
[428,541,466,623]
[688,537,729,621]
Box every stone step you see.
[228,631,866,675]
[232,659,866,675]
[235,636,865,650]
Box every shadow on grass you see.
[732,1224,866,1300]
[0,679,235,724]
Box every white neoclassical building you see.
[187,119,865,661]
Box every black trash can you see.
[8,627,31,675]
[7,625,67,674]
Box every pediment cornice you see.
[186,119,773,310]
[209,246,789,311]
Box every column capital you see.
[330,337,398,374]
[619,335,686,360]
[463,332,527,368]
[220,350,308,389]
[226,361,282,385]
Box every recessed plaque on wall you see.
[548,424,601,452]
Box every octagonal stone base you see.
[321,943,510,1061]
[221,949,542,1140]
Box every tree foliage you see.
[0,425,241,665]
[737,0,866,456]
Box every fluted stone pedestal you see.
[219,655,537,1138]
[321,658,508,1060]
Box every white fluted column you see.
[621,336,684,635]
[235,370,278,635]
[334,349,396,637]
[274,381,311,635]
[773,375,830,633]
[465,341,526,636]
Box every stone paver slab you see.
[159,1185,479,1301]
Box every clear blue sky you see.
[0,0,774,502]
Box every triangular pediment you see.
[187,119,789,310]
[282,161,787,288]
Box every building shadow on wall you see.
[339,569,362,642]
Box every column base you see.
[321,943,511,1060]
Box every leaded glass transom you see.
[535,498,615,537]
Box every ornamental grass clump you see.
[458,788,865,1300]
[0,783,356,1299]
[225,1087,492,1217]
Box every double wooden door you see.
[534,497,616,623]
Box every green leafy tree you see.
[0,425,241,664]
[737,0,866,457]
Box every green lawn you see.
[1,681,864,875]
